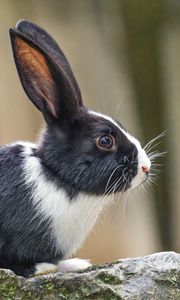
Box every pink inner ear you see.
[15,36,58,118]
[37,88,58,118]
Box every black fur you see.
[0,20,140,277]
[0,144,62,277]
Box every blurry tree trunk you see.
[161,17,180,251]
[120,0,171,249]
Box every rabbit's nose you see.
[142,166,149,173]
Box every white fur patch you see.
[21,144,110,258]
[35,262,58,276]
[58,258,91,272]
[89,110,151,188]
[35,258,91,275]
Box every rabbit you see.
[0,20,151,278]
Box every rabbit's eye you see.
[96,134,116,151]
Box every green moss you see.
[86,289,122,300]
[0,271,40,300]
[41,278,93,299]
[0,269,121,299]
[97,272,122,285]
[0,278,18,299]
[156,275,179,289]
[170,275,178,285]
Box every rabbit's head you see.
[9,20,150,197]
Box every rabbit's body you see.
[0,141,107,276]
[0,20,151,277]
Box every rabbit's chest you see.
[23,148,107,258]
[34,187,106,258]
[50,192,106,258]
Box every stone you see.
[0,252,179,299]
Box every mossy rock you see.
[0,252,179,299]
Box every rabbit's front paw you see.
[58,258,91,272]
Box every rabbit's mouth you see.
[103,162,138,194]
[117,167,149,192]
[105,150,151,194]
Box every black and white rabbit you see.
[0,20,151,277]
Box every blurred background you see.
[0,0,179,263]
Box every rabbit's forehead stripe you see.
[89,110,141,149]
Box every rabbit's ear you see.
[9,23,83,123]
